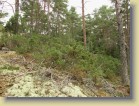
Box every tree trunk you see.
[82,0,87,48]
[115,0,129,85]
[126,0,130,66]
[47,0,50,35]
[15,0,19,34]
[56,11,60,35]
[44,0,46,11]
[35,0,40,34]
[15,0,19,17]
[30,1,34,33]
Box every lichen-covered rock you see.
[57,94,67,97]
[0,50,88,97]
[61,83,87,97]
[6,75,87,97]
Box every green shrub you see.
[1,34,121,81]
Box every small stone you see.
[2,47,10,51]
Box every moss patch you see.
[0,65,19,71]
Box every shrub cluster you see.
[1,34,121,81]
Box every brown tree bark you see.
[35,0,40,34]
[15,0,19,14]
[44,0,46,11]
[126,0,130,66]
[115,0,129,85]
[82,0,87,48]
[47,0,50,35]
[15,0,19,34]
[30,1,34,33]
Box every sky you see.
[1,0,113,23]
[68,0,112,15]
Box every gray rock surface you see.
[6,75,87,97]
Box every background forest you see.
[0,0,130,97]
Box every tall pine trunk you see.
[115,0,129,85]
[82,0,87,48]
[47,0,50,35]
[15,0,19,34]
[30,1,34,33]
[44,0,46,11]
[35,0,40,34]
[126,0,130,66]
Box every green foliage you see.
[66,7,82,38]
[0,65,19,71]
[5,15,19,34]
[3,34,121,80]
[91,54,120,80]
[85,6,120,58]
[20,0,47,34]
[1,1,127,83]
[8,35,30,53]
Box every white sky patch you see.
[68,0,112,15]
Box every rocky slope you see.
[0,50,130,97]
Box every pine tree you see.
[82,0,87,48]
[67,7,81,38]
[20,0,47,34]
[15,0,19,34]
[52,0,68,35]
[47,0,50,35]
[115,0,129,85]
[122,0,130,65]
